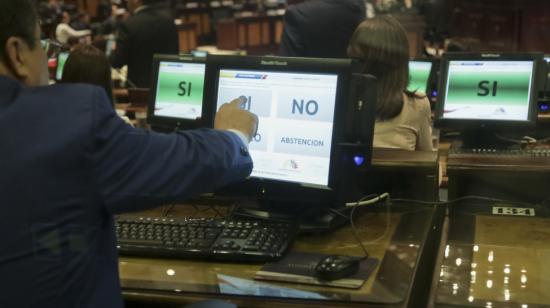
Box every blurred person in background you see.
[110,0,178,88]
[56,10,92,45]
[348,16,433,151]
[70,12,92,31]
[279,0,365,58]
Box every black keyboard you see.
[116,217,297,262]
[450,148,550,157]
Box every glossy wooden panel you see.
[246,23,261,46]
[447,0,550,52]
[217,19,238,50]
[394,14,426,58]
[216,14,284,54]
[274,20,284,44]
[177,23,198,53]
[434,206,550,307]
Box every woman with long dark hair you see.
[61,44,114,105]
[347,15,433,151]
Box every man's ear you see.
[3,37,31,80]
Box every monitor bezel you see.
[408,58,435,95]
[204,55,357,204]
[147,54,207,130]
[434,52,542,130]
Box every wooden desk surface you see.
[119,203,439,307]
[368,148,440,201]
[433,204,550,307]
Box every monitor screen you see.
[105,38,115,57]
[442,60,533,121]
[56,51,69,81]
[435,53,541,130]
[408,60,433,93]
[215,69,338,187]
[153,61,205,119]
[191,50,208,58]
[147,55,207,129]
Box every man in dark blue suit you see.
[0,1,258,307]
[278,0,366,58]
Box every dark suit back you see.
[279,0,365,58]
[110,6,179,88]
[0,76,251,307]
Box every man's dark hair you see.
[0,0,39,52]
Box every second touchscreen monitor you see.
[441,59,534,121]
[148,55,207,130]
[153,60,205,120]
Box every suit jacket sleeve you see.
[109,22,130,69]
[278,7,304,57]
[88,88,253,214]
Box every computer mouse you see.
[314,255,361,281]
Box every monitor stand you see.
[458,129,516,150]
[232,199,350,234]
[232,74,377,234]
[231,143,372,234]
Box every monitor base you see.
[459,129,516,150]
[232,203,350,234]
